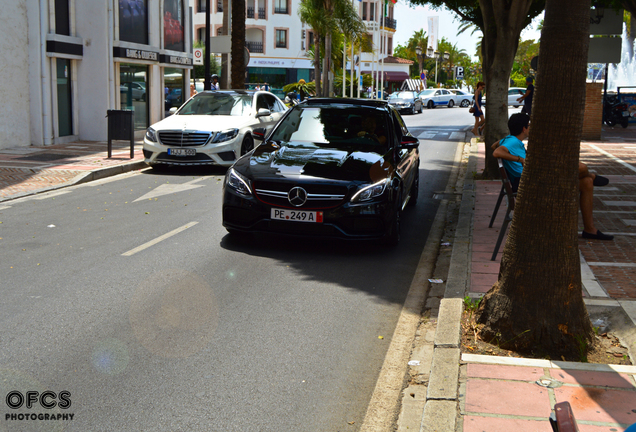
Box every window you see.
[276,30,287,48]
[197,0,206,12]
[362,2,367,20]
[197,27,205,42]
[217,27,223,36]
[275,0,288,14]
[119,0,148,45]
[164,0,184,52]
[308,32,314,49]
[369,3,374,21]
[55,0,70,35]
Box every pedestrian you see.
[492,113,613,240]
[210,74,220,90]
[471,81,485,136]
[517,76,534,116]
[190,83,197,97]
[298,79,307,101]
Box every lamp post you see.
[415,46,423,76]
[434,50,450,86]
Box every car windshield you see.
[389,92,415,100]
[419,90,436,97]
[177,93,253,116]
[269,106,389,151]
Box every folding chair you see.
[491,158,516,261]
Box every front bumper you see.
[222,187,393,240]
[143,135,241,167]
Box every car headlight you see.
[212,128,239,143]
[351,179,388,202]
[145,127,157,142]
[225,167,253,196]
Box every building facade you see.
[1,0,194,150]
[192,0,409,97]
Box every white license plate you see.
[622,111,629,117]
[168,148,196,156]
[271,208,323,223]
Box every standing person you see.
[472,81,485,136]
[190,83,197,97]
[210,74,220,90]
[517,76,534,116]
[298,79,307,101]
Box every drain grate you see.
[16,153,80,162]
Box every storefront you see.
[247,58,313,98]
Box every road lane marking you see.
[133,178,206,202]
[122,221,199,256]
[588,144,636,173]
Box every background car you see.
[222,98,420,245]
[387,91,423,114]
[448,89,473,108]
[418,88,457,108]
[508,87,526,107]
[143,90,287,167]
[120,82,146,101]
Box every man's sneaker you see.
[582,230,614,241]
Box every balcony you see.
[245,41,263,53]
[217,0,222,12]
[274,6,288,13]
[258,7,266,18]
[247,6,254,18]
[381,17,397,30]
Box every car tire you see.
[241,135,255,155]
[408,169,419,207]
[411,106,416,115]
[427,100,434,109]
[141,94,146,102]
[448,100,454,108]
[460,99,470,108]
[622,117,629,128]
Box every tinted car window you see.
[269,106,389,150]
[178,93,252,116]
[264,94,281,112]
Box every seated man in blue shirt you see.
[492,113,613,241]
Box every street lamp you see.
[434,51,450,86]
[415,46,423,76]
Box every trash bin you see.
[106,109,134,158]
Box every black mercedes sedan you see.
[222,98,420,244]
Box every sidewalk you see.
[0,140,146,202]
[412,125,636,432]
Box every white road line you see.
[122,221,199,256]
[601,200,636,206]
[588,144,636,173]
[586,262,636,267]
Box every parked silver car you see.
[387,91,423,114]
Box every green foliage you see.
[192,41,220,79]
[332,73,373,96]
[283,80,316,96]
[574,334,589,363]
[464,296,481,311]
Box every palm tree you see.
[231,0,246,89]
[299,0,366,96]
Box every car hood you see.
[150,114,253,132]
[389,98,414,103]
[244,142,393,183]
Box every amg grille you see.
[254,181,347,209]
[158,131,212,147]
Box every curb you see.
[419,138,477,431]
[0,160,147,203]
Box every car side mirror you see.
[169,107,178,114]
[399,136,420,149]
[256,108,271,117]
[252,127,267,141]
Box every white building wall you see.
[1,1,31,149]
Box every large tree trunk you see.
[479,0,534,178]
[231,0,245,89]
[221,0,229,89]
[314,35,322,97]
[475,0,594,358]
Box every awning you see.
[362,71,410,82]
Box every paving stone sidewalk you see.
[0,140,145,201]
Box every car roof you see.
[303,98,389,109]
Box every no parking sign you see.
[193,48,203,65]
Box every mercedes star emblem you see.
[288,187,308,207]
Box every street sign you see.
[455,66,464,80]
[193,48,203,65]
[420,72,426,80]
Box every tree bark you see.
[322,33,332,97]
[314,36,322,96]
[231,0,246,89]
[479,0,533,178]
[476,0,594,358]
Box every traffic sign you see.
[455,66,464,80]
[420,72,426,80]
[193,48,203,65]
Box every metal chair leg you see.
[489,185,505,228]
[491,209,512,261]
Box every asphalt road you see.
[0,108,470,431]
